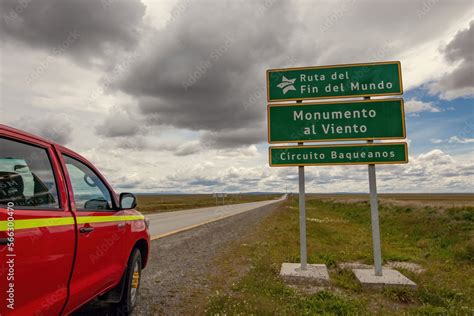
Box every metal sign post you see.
[368,152,383,276]
[214,193,226,205]
[298,149,308,270]
[297,100,308,270]
[365,96,383,276]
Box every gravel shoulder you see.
[74,201,282,315]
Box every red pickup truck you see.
[0,124,150,315]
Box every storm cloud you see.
[432,20,474,99]
[107,0,300,148]
[96,0,474,149]
[12,114,73,145]
[95,105,144,138]
[0,0,146,66]
[200,127,265,149]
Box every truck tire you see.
[117,248,142,314]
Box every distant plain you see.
[136,193,281,214]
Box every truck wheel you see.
[117,248,142,314]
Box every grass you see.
[135,193,281,214]
[203,194,474,315]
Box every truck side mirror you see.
[120,193,137,210]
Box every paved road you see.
[147,195,286,239]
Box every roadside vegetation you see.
[136,193,281,213]
[203,194,473,315]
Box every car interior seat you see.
[32,172,56,206]
[0,171,26,205]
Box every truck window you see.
[0,137,60,208]
[63,155,113,211]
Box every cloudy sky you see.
[1,0,473,193]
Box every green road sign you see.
[267,61,403,102]
[268,99,406,143]
[269,143,408,167]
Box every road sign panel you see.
[213,193,227,198]
[267,61,402,102]
[269,143,408,167]
[268,99,406,143]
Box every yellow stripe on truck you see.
[76,215,145,224]
[0,217,75,231]
[0,215,145,231]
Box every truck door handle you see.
[79,227,94,234]
[0,238,8,245]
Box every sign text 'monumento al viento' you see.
[267,61,402,102]
[268,98,406,143]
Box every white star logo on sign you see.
[277,76,296,94]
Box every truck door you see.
[58,151,127,313]
[0,135,75,315]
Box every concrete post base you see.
[353,268,416,288]
[280,263,330,284]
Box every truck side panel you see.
[0,211,76,315]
